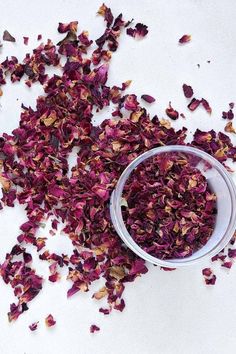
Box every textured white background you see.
[0,1,236,353]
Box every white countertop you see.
[0,1,236,353]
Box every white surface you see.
[0,1,236,354]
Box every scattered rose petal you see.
[221,261,233,269]
[188,98,201,111]
[228,248,236,258]
[201,98,212,114]
[161,267,176,271]
[225,122,236,134]
[99,307,110,315]
[202,268,212,277]
[45,314,56,327]
[3,30,16,42]
[57,21,78,33]
[90,324,100,333]
[126,23,148,38]
[23,37,29,45]
[182,84,193,98]
[141,94,155,103]
[205,275,216,285]
[179,34,191,44]
[165,102,179,120]
[222,109,234,120]
[97,4,113,27]
[29,321,39,331]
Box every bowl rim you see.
[110,145,236,267]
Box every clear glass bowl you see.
[110,145,236,267]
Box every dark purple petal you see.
[182,84,193,98]
[228,248,236,258]
[90,324,100,333]
[205,275,217,285]
[141,94,156,103]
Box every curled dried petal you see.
[166,102,179,120]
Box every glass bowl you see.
[110,145,236,268]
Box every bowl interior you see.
[110,146,236,267]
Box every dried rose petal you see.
[165,102,179,120]
[135,23,148,37]
[201,98,212,114]
[90,324,100,333]
[57,21,78,33]
[97,4,114,27]
[3,30,16,42]
[23,37,29,45]
[225,122,236,134]
[29,321,39,331]
[45,314,56,327]
[179,34,191,44]
[205,275,216,285]
[141,94,156,103]
[126,23,148,38]
[37,34,42,41]
[92,287,108,300]
[222,109,234,120]
[188,98,201,111]
[228,248,236,258]
[160,267,176,271]
[202,268,212,277]
[229,102,235,109]
[182,84,193,98]
[221,261,233,269]
[99,308,110,315]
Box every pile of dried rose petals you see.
[122,153,217,259]
[0,3,235,330]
